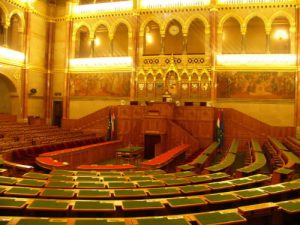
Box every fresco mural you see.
[70,72,131,97]
[217,71,295,99]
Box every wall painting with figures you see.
[70,72,131,97]
[217,71,295,99]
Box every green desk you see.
[123,171,145,176]
[107,182,136,189]
[282,181,300,190]
[22,172,49,180]
[208,172,230,180]
[74,219,125,225]
[27,199,69,211]
[136,180,165,188]
[128,176,152,181]
[0,176,17,185]
[137,217,190,225]
[5,187,40,197]
[77,190,111,199]
[174,171,197,178]
[248,174,271,183]
[99,172,122,176]
[260,184,290,194]
[188,175,211,184]
[207,181,234,190]
[103,177,127,182]
[50,175,74,181]
[116,147,144,164]
[194,211,246,225]
[75,171,98,176]
[147,187,180,197]
[278,200,300,213]
[40,189,75,198]
[76,176,100,182]
[177,164,194,171]
[204,193,240,204]
[234,189,268,200]
[153,174,175,180]
[180,185,210,194]
[144,169,166,175]
[76,182,105,189]
[16,179,46,187]
[50,170,74,176]
[0,197,27,209]
[122,200,164,211]
[167,197,206,208]
[114,189,146,198]
[230,178,253,187]
[46,181,75,189]
[73,200,115,211]
[164,178,190,186]
[16,218,67,225]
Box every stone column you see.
[62,16,73,120]
[295,6,300,137]
[44,20,55,125]
[209,6,218,105]
[21,10,31,122]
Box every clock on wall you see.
[169,25,180,36]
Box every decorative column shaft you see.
[63,18,73,120]
[21,10,31,122]
[209,6,218,104]
[44,20,55,124]
[295,6,300,138]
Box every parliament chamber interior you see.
[1,0,300,224]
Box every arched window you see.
[146,73,155,98]
[245,17,266,53]
[270,17,290,54]
[222,17,242,53]
[187,19,205,54]
[137,73,146,98]
[112,23,128,56]
[165,20,183,55]
[75,26,90,58]
[8,14,22,51]
[93,24,110,57]
[180,73,189,99]
[144,21,161,56]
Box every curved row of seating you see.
[177,142,219,172]
[204,139,239,173]
[236,139,267,176]
[0,178,299,218]
[0,174,270,200]
[1,197,300,225]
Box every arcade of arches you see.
[0,0,299,134]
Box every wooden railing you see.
[222,108,295,149]
[167,120,200,156]
[62,107,111,137]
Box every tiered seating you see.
[236,139,267,177]
[0,121,99,153]
[265,137,300,183]
[204,139,239,174]
[177,142,219,172]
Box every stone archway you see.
[0,73,18,114]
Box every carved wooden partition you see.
[222,108,296,149]
[62,105,295,158]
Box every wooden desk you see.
[116,147,144,165]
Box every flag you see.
[106,109,112,141]
[216,110,224,147]
[111,111,116,140]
